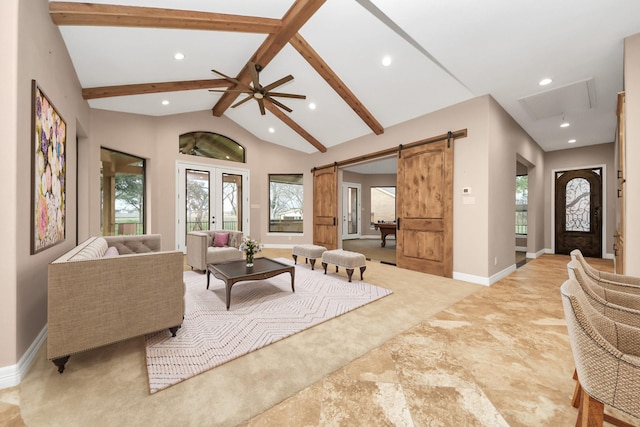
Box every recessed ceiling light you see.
[381,55,392,67]
[539,78,552,86]
[560,122,570,128]
[174,52,185,60]
[268,127,275,133]
[309,102,316,110]
[568,139,576,143]
[225,155,230,159]
[161,100,170,106]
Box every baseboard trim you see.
[262,244,294,249]
[528,249,546,259]
[0,325,47,390]
[453,271,490,286]
[454,262,517,286]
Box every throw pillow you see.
[213,232,230,247]
[103,246,119,258]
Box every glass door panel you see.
[342,183,361,239]
[222,173,243,231]
[186,169,211,235]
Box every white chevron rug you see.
[144,258,392,393]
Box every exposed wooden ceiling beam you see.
[49,2,282,33]
[289,33,384,136]
[263,101,327,153]
[212,0,326,117]
[82,79,230,100]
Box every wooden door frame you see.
[550,164,607,257]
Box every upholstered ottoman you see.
[321,249,367,282]
[292,244,327,270]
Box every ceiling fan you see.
[209,61,306,115]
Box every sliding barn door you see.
[313,166,338,249]
[396,139,454,277]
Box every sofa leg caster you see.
[169,326,180,337]
[52,356,70,373]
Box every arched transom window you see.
[179,131,245,163]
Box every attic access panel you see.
[519,78,597,120]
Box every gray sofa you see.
[186,230,244,271]
[47,234,184,373]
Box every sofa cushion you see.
[212,232,230,247]
[206,246,243,264]
[103,246,119,258]
[70,237,108,261]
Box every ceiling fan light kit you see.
[209,62,306,116]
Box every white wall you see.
[624,33,640,275]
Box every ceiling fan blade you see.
[258,98,266,116]
[267,92,306,100]
[211,69,252,91]
[208,89,252,94]
[248,61,261,90]
[263,75,294,92]
[230,95,253,109]
[265,95,293,113]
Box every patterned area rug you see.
[144,258,392,393]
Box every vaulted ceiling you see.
[50,0,640,154]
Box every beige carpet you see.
[145,260,391,393]
[9,249,480,426]
[342,238,396,265]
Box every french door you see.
[176,161,249,252]
[342,182,361,240]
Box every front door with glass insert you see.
[176,162,249,252]
[554,167,603,257]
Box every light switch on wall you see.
[462,187,472,195]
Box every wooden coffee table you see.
[206,258,295,310]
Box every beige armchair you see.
[560,278,640,426]
[186,230,244,271]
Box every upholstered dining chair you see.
[571,249,640,295]
[566,260,640,410]
[567,260,640,326]
[560,278,640,426]
[567,260,640,312]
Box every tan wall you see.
[88,109,315,249]
[0,0,19,367]
[312,96,492,277]
[543,143,616,255]
[5,0,91,367]
[487,97,546,277]
[624,33,640,275]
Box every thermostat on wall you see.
[462,187,472,195]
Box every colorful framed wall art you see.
[31,80,66,254]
